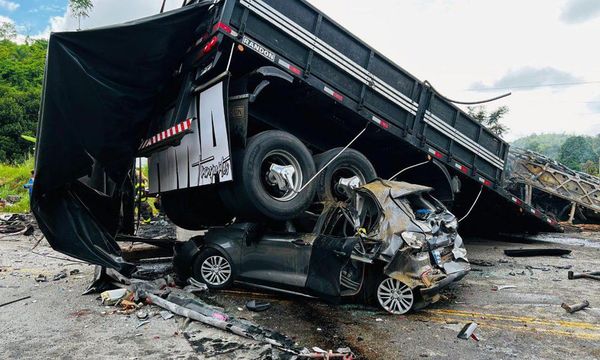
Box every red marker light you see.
[289,65,302,75]
[203,36,219,54]
[213,22,232,34]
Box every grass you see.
[0,157,34,213]
[0,159,156,215]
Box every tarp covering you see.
[32,4,214,273]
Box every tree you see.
[467,105,510,138]
[0,39,47,163]
[0,22,17,41]
[582,160,599,176]
[69,0,94,31]
[558,136,597,171]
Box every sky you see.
[1,0,599,141]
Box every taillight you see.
[213,22,232,34]
[202,36,219,54]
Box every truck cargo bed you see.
[213,0,560,233]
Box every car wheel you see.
[376,277,414,315]
[220,130,316,221]
[313,148,377,202]
[162,187,233,230]
[192,248,234,289]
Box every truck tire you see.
[220,130,316,221]
[313,148,377,202]
[162,187,233,230]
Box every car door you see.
[238,233,314,289]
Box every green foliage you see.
[0,157,34,213]
[0,39,47,163]
[69,0,94,30]
[558,136,598,171]
[467,106,510,138]
[582,160,599,176]
[513,133,600,175]
[0,22,17,41]
[512,133,570,159]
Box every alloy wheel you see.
[377,277,414,314]
[200,255,232,286]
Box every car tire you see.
[220,130,316,221]
[313,148,377,202]
[192,248,234,290]
[162,187,233,230]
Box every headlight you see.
[401,231,427,249]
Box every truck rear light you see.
[202,36,219,54]
[213,22,232,34]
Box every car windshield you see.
[322,193,381,237]
[400,192,444,221]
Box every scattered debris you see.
[561,300,590,314]
[492,285,517,291]
[246,300,271,312]
[100,289,130,305]
[136,320,150,329]
[568,271,600,281]
[159,310,174,320]
[504,249,571,257]
[526,265,551,272]
[0,295,31,308]
[0,213,36,236]
[35,274,47,283]
[6,195,21,203]
[52,269,67,281]
[136,310,149,320]
[457,322,479,341]
[470,259,495,267]
[183,277,208,294]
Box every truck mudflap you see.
[147,80,233,194]
[32,3,218,273]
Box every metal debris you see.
[457,322,479,341]
[136,320,150,329]
[0,295,31,308]
[561,300,590,314]
[52,270,67,281]
[568,270,600,281]
[35,274,47,283]
[159,310,174,320]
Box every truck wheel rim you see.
[200,255,232,286]
[377,278,413,314]
[331,167,365,200]
[262,150,303,202]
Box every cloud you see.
[0,0,19,12]
[470,67,582,91]
[588,96,600,113]
[560,0,600,24]
[0,15,13,24]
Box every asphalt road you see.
[1,230,599,359]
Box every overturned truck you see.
[33,0,560,313]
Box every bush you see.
[0,157,34,213]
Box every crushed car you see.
[174,179,470,314]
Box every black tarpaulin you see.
[32,3,215,273]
